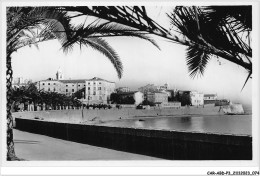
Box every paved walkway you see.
[13,129,160,160]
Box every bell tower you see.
[56,67,64,80]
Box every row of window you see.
[65,84,85,87]
[87,82,102,85]
[86,91,103,95]
[42,83,57,85]
[42,83,85,87]
[87,87,102,90]
[43,88,56,92]
[66,89,74,92]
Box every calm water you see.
[99,115,252,136]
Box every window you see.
[72,85,74,87]
[94,87,96,90]
[78,85,80,87]
[53,83,56,85]
[66,85,68,87]
[99,82,101,85]
[88,87,90,90]
[42,83,45,85]
[48,83,50,85]
[72,89,74,92]
[84,85,86,86]
[54,88,56,92]
[99,96,102,100]
[93,91,96,95]
[94,82,96,85]
[98,87,101,90]
[88,82,90,85]
[66,89,68,92]
[48,88,50,91]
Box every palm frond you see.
[186,46,211,78]
[81,38,123,79]
[241,71,252,91]
[63,22,160,50]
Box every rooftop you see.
[60,79,87,83]
[38,77,115,84]
[87,77,115,83]
[204,94,217,97]
[117,91,139,95]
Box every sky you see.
[11,6,252,105]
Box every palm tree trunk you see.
[6,53,16,160]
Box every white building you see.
[85,77,115,104]
[36,78,86,96]
[204,94,218,100]
[190,91,204,106]
[36,68,116,104]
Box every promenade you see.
[13,129,160,160]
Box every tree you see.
[6,7,159,160]
[110,93,121,104]
[168,6,251,88]
[75,6,251,85]
[72,87,85,100]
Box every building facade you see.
[190,91,204,106]
[138,84,158,94]
[147,92,168,104]
[116,87,130,93]
[204,94,218,105]
[36,79,86,96]
[204,94,218,100]
[36,69,115,104]
[12,77,32,88]
[117,91,144,105]
[85,77,115,104]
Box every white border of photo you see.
[1,0,259,175]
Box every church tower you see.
[56,67,64,80]
[164,83,169,90]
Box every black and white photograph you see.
[1,1,259,176]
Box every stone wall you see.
[13,106,225,125]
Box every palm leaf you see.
[186,46,211,78]
[81,37,123,79]
[63,22,160,50]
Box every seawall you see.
[15,118,252,160]
[13,106,225,124]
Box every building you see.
[160,90,173,98]
[36,68,115,104]
[190,91,204,106]
[138,83,170,101]
[147,92,168,104]
[177,90,204,106]
[116,87,130,93]
[138,84,158,94]
[12,77,32,88]
[204,94,218,100]
[36,78,86,96]
[117,91,144,105]
[85,77,115,104]
[158,83,169,91]
[204,94,218,104]
[56,67,64,80]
